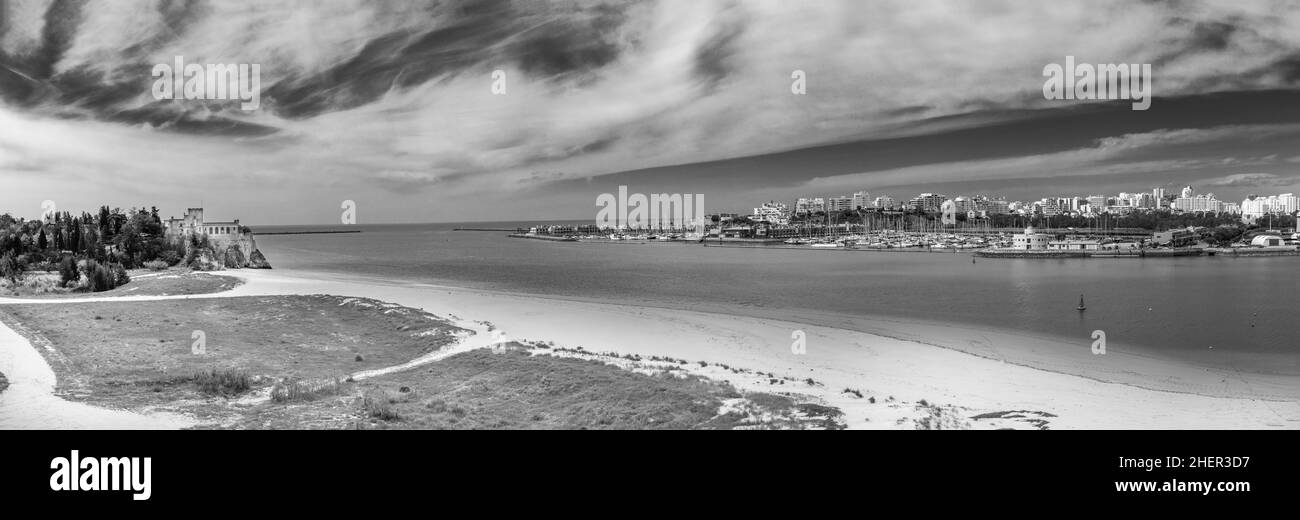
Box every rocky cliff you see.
[186,231,272,270]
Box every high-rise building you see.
[1241,193,1300,221]
[908,193,947,212]
[851,191,871,210]
[872,195,896,210]
[825,196,855,213]
[1036,198,1063,216]
[1280,193,1299,214]
[985,198,1010,215]
[1174,193,1224,213]
[794,197,825,216]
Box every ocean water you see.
[254,222,1299,375]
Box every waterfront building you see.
[1048,239,1102,251]
[794,197,825,216]
[908,193,947,212]
[851,191,871,210]
[752,201,790,225]
[163,207,244,243]
[953,196,973,213]
[985,198,1010,215]
[1036,198,1064,216]
[826,196,855,213]
[872,195,896,209]
[1152,227,1200,247]
[1012,226,1051,250]
[1250,235,1285,247]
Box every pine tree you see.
[38,229,47,250]
[70,219,81,256]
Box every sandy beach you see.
[1,267,1296,429]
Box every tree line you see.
[0,206,189,292]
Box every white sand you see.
[2,268,1296,429]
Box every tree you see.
[0,251,22,284]
[59,256,80,287]
[69,219,81,254]
[37,229,47,250]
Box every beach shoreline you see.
[169,268,1300,427]
[1,266,1296,429]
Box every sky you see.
[2,0,1300,224]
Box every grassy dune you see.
[351,346,844,429]
[0,269,242,298]
[2,289,846,429]
[0,295,465,411]
[224,344,843,430]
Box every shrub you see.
[58,256,80,287]
[143,260,169,271]
[77,259,130,292]
[271,377,345,403]
[81,260,112,292]
[2,276,61,295]
[191,370,251,396]
[110,263,130,287]
[362,389,401,421]
[159,250,182,266]
[0,251,23,284]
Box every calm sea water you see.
[254,222,1298,374]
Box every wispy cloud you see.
[1202,172,1300,188]
[3,0,1300,222]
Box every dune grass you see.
[349,346,842,430]
[0,294,465,409]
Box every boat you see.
[1076,294,1086,311]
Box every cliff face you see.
[248,248,272,269]
[187,231,272,270]
[218,232,272,269]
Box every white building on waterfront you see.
[825,196,855,213]
[751,201,790,225]
[851,191,871,210]
[1012,226,1051,250]
[1048,238,1102,251]
[793,197,825,216]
